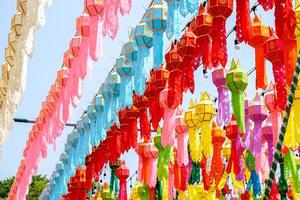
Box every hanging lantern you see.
[159,88,177,148]
[185,100,201,162]
[261,116,274,168]
[125,106,139,148]
[165,0,180,39]
[210,122,225,197]
[226,59,248,132]
[248,15,270,90]
[116,56,133,108]
[235,0,251,42]
[106,70,121,125]
[177,29,197,93]
[196,92,216,158]
[212,67,230,126]
[264,82,282,147]
[190,5,213,70]
[134,21,153,95]
[263,29,287,111]
[248,93,268,163]
[165,42,183,108]
[207,0,233,67]
[175,107,189,166]
[145,0,168,69]
[116,160,129,200]
[284,78,300,150]
[145,67,169,131]
[133,94,150,141]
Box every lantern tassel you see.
[166,0,175,39]
[187,0,196,13]
[176,132,188,166]
[153,31,164,69]
[180,0,188,17]
[135,47,150,95]
[284,150,300,193]
[189,128,201,162]
[232,92,246,132]
[103,100,112,130]
[200,123,213,158]
[120,76,133,109]
[139,108,151,141]
[198,36,212,70]
[236,0,251,42]
[273,62,287,110]
[89,16,102,61]
[255,47,267,90]
[188,161,201,184]
[149,97,163,131]
[216,87,231,126]
[161,108,177,148]
[211,18,227,67]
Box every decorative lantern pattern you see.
[134,21,153,95]
[145,0,168,69]
[207,0,233,67]
[196,92,216,158]
[248,15,270,90]
[212,67,230,126]
[263,29,287,111]
[226,59,248,132]
[190,5,213,70]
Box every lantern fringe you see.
[188,128,201,162]
[180,0,188,17]
[232,92,246,132]
[153,31,164,69]
[135,47,150,95]
[166,0,175,39]
[119,76,133,109]
[200,123,213,158]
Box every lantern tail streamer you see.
[211,18,227,67]
[177,133,188,166]
[189,128,201,162]
[232,93,245,132]
[180,0,188,17]
[199,37,212,70]
[200,124,213,158]
[166,0,175,39]
[120,77,133,109]
[273,63,287,110]
[217,87,231,126]
[283,40,297,87]
[139,108,151,141]
[284,150,300,193]
[153,31,164,69]
[236,0,251,42]
[162,108,177,148]
[255,47,267,90]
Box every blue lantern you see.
[134,21,153,95]
[93,94,106,144]
[116,56,133,108]
[145,0,167,69]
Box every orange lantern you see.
[248,15,270,90]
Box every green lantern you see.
[226,59,248,132]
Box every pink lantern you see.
[116,160,129,200]
[175,107,189,166]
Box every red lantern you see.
[165,42,183,108]
[225,115,241,175]
[235,0,251,42]
[119,110,130,152]
[263,29,287,111]
[133,94,151,141]
[85,0,104,16]
[116,160,130,200]
[144,68,169,131]
[177,29,197,93]
[207,0,233,67]
[190,5,213,70]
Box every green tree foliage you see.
[0,175,48,200]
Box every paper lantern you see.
[284,78,300,150]
[11,13,23,36]
[116,56,133,108]
[85,0,104,16]
[248,15,270,90]
[185,100,201,162]
[165,42,183,108]
[145,0,168,69]
[226,59,248,132]
[195,92,215,158]
[263,29,287,111]
[116,160,129,200]
[248,93,267,160]
[261,117,274,168]
[175,107,189,166]
[134,21,153,95]
[17,0,27,14]
[177,29,197,93]
[76,15,90,37]
[212,67,230,126]
[133,94,150,141]
[159,89,177,147]
[207,0,233,67]
[190,5,213,70]
[264,82,282,147]
[145,68,169,130]
[210,122,225,197]
[125,106,139,148]
[225,115,241,176]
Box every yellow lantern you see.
[196,92,216,158]
[5,47,14,67]
[185,99,201,162]
[11,13,23,36]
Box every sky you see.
[0,0,275,183]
